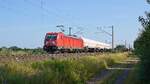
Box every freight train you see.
[43,32,111,53]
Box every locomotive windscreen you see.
[46,35,57,40]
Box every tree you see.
[147,0,150,4]
[115,45,127,51]
[9,46,21,51]
[134,0,150,83]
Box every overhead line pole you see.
[69,27,72,36]
[97,25,114,51]
[112,26,114,51]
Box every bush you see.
[9,46,21,51]
[134,25,150,83]
[134,2,150,83]
[115,45,128,52]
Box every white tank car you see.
[81,37,111,49]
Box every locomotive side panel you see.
[55,33,84,50]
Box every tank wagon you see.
[43,32,111,53]
[81,37,111,52]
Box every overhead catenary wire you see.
[27,0,90,37]
[0,0,29,17]
[0,0,70,31]
[23,0,69,24]
[0,0,89,37]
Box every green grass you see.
[0,52,129,84]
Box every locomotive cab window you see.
[46,35,57,40]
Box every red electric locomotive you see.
[43,32,84,53]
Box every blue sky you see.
[0,0,149,48]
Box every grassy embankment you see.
[0,53,129,84]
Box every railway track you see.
[0,52,103,62]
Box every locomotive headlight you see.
[46,41,49,45]
[52,41,56,44]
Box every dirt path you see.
[87,58,139,84]
[114,60,136,84]
[86,69,113,84]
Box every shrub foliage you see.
[134,1,150,83]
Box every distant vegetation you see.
[0,45,131,57]
[0,46,47,56]
[115,45,129,52]
[134,0,150,83]
[0,53,128,84]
